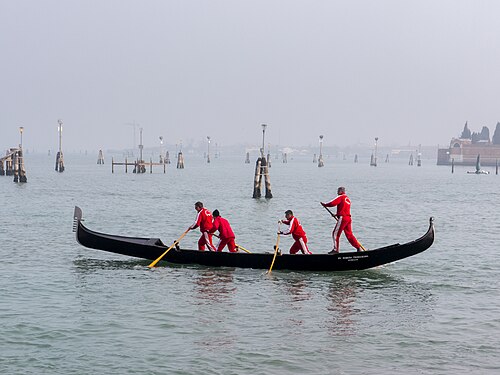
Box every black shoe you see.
[328,250,339,255]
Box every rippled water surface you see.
[1,153,499,374]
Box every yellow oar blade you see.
[148,230,188,268]
[236,244,251,253]
[267,224,281,274]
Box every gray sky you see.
[1,0,500,151]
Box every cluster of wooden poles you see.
[0,148,27,183]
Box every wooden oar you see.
[321,204,366,251]
[211,233,251,253]
[267,223,281,274]
[148,229,189,268]
[235,244,251,254]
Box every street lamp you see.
[261,124,267,157]
[318,135,324,167]
[19,126,24,148]
[159,136,164,163]
[57,119,63,153]
[207,136,211,163]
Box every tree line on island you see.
[460,121,500,144]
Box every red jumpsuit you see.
[281,216,312,254]
[323,194,361,252]
[210,216,237,252]
[190,207,216,251]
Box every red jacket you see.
[281,216,306,240]
[210,216,235,239]
[323,193,352,216]
[190,208,213,232]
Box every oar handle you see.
[321,203,338,221]
[148,230,189,268]
[267,222,281,274]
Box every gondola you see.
[73,206,434,272]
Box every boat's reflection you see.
[192,268,237,351]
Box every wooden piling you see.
[409,154,414,166]
[385,154,389,163]
[451,158,454,173]
[13,151,19,182]
[165,151,171,164]
[317,154,324,167]
[283,153,288,163]
[245,152,250,164]
[17,149,27,183]
[354,154,358,163]
[496,159,498,175]
[97,149,104,164]
[267,153,271,168]
[313,153,317,163]
[55,151,65,172]
[177,152,184,169]
[262,157,273,198]
[252,157,262,198]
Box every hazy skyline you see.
[1,0,500,151]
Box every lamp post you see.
[207,136,211,163]
[318,135,324,167]
[261,124,267,157]
[19,126,24,148]
[57,120,63,153]
[159,136,164,163]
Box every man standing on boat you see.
[279,210,312,254]
[209,209,238,253]
[321,186,362,254]
[188,201,216,251]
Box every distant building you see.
[437,122,500,166]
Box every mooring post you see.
[252,157,262,198]
[0,158,4,176]
[262,156,273,198]
[112,157,114,173]
[451,158,454,173]
[385,154,389,163]
[354,154,358,163]
[283,153,288,163]
[245,152,250,164]
[18,149,27,183]
[496,159,498,175]
[267,152,271,168]
[177,152,184,169]
[97,150,104,164]
[125,157,128,173]
[313,153,317,163]
[150,158,153,173]
[318,135,324,167]
[55,120,65,172]
[13,151,19,182]
[165,151,170,164]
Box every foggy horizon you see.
[2,1,500,152]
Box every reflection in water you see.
[193,269,237,351]
[194,269,236,305]
[325,270,434,337]
[73,257,149,273]
[326,276,358,336]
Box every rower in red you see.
[279,210,312,254]
[188,201,216,251]
[209,209,238,252]
[321,186,362,254]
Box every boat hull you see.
[73,206,434,272]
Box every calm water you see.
[1,152,499,374]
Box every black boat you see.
[73,206,434,272]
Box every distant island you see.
[437,122,500,166]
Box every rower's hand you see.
[278,220,283,224]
